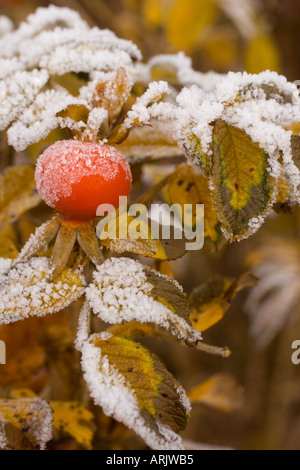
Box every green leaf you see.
[81,333,189,449]
[211,119,276,240]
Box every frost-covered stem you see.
[75,300,92,351]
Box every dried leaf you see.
[92,68,132,125]
[99,212,187,260]
[0,312,68,389]
[0,166,40,230]
[188,374,244,413]
[189,273,256,332]
[81,332,189,449]
[212,120,275,240]
[107,322,156,340]
[39,326,82,401]
[51,401,94,449]
[166,164,223,249]
[0,397,53,450]
[0,230,18,259]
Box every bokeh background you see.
[0,0,300,450]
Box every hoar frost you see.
[85,257,201,343]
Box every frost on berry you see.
[35,140,132,219]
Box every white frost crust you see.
[81,337,185,450]
[85,257,202,343]
[0,257,85,325]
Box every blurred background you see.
[0,0,300,450]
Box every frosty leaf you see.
[92,68,132,125]
[116,122,184,163]
[166,164,223,249]
[111,81,170,144]
[0,397,53,450]
[0,166,40,230]
[99,212,187,260]
[15,217,60,266]
[81,333,189,450]
[0,70,49,131]
[188,374,244,413]
[8,90,82,152]
[147,52,222,90]
[0,257,85,325]
[51,401,94,450]
[211,120,276,241]
[86,257,201,344]
[189,273,256,332]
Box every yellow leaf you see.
[202,35,237,67]
[0,397,53,450]
[167,0,218,51]
[212,120,276,240]
[245,34,280,73]
[0,230,18,259]
[166,164,222,248]
[188,374,244,413]
[151,260,174,278]
[51,401,94,450]
[99,211,187,260]
[190,273,256,332]
[143,0,163,27]
[107,321,156,340]
[82,333,190,449]
[10,389,37,398]
[0,311,68,390]
[289,123,300,136]
[0,166,40,230]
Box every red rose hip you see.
[35,140,132,221]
